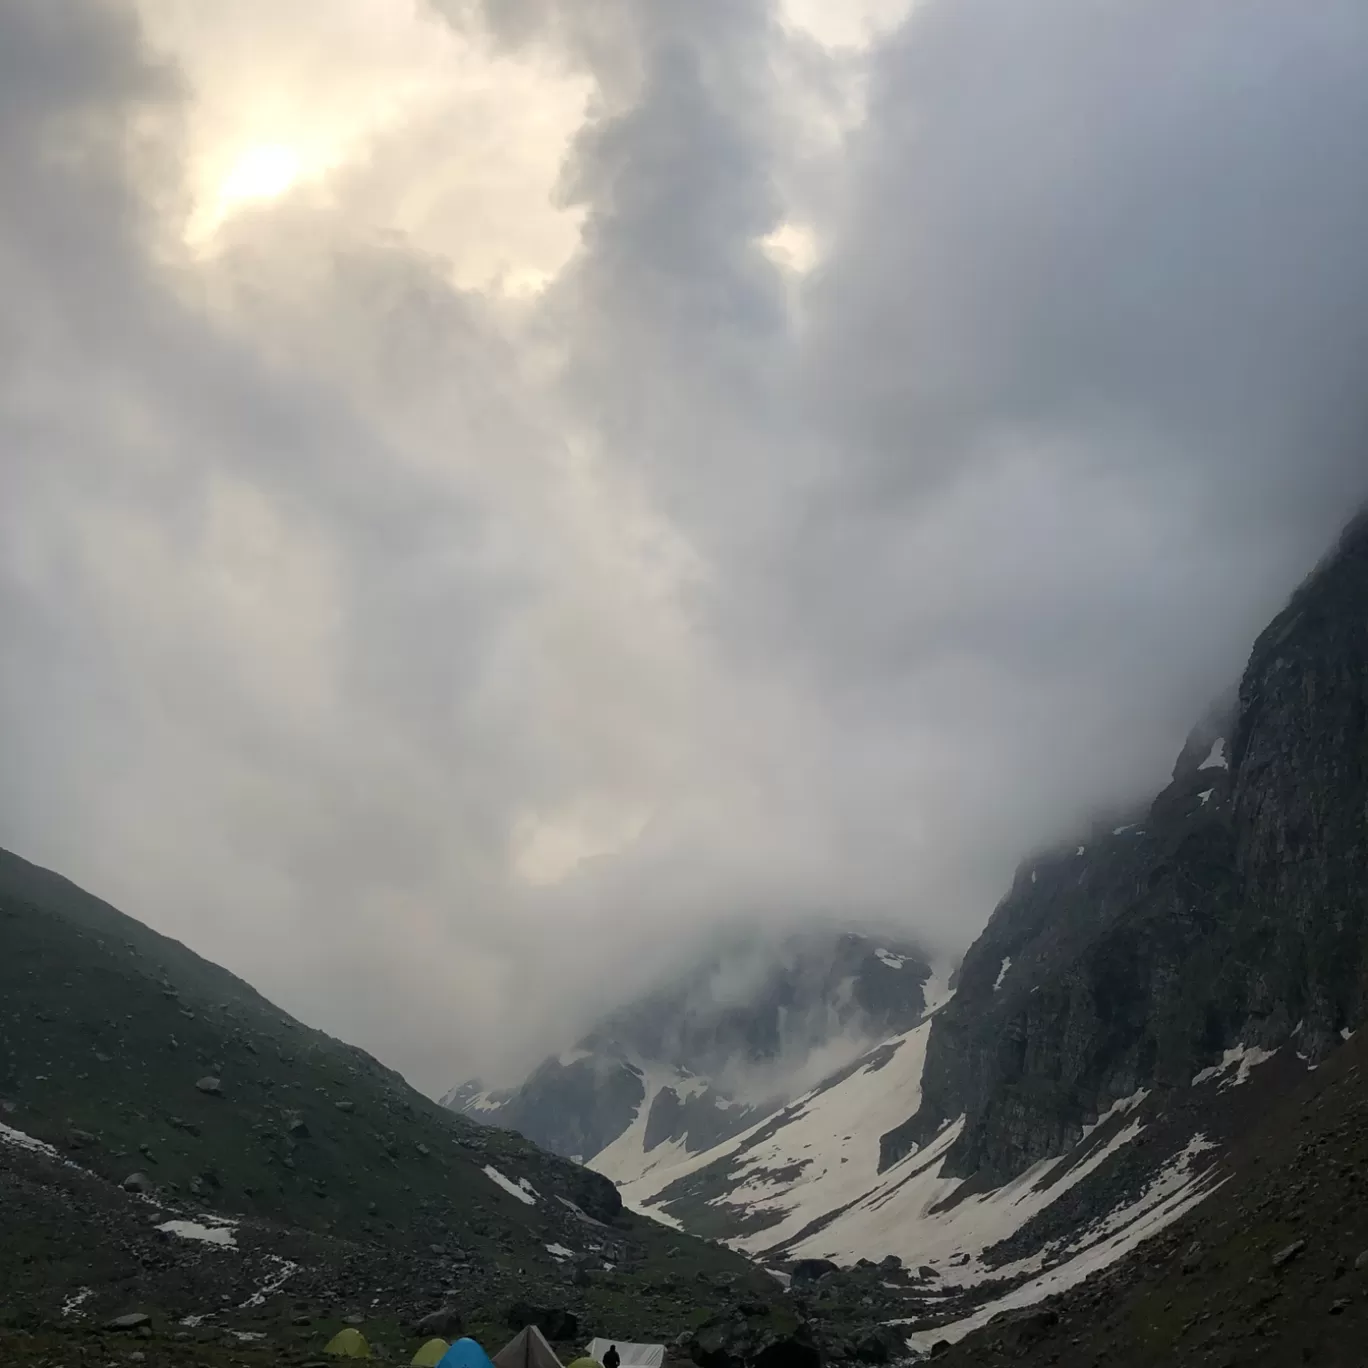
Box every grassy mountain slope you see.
[0,846,776,1360]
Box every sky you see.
[3,0,1368,1096]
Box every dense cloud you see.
[2,0,1366,1094]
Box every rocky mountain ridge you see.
[515,511,1368,1361]
[888,509,1368,1186]
[446,931,936,1175]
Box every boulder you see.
[790,1259,840,1286]
[689,1316,821,1368]
[106,1313,151,1331]
[122,1172,152,1194]
[413,1305,464,1339]
[195,1076,222,1096]
[992,1307,1058,1352]
[852,1326,906,1363]
[504,1303,578,1341]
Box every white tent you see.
[586,1340,664,1368]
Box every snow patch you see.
[1076,846,1086,856]
[1191,1043,1277,1089]
[157,1219,237,1247]
[618,1020,939,1240]
[919,961,957,1018]
[61,1288,92,1319]
[545,1242,575,1259]
[875,948,907,969]
[0,1121,62,1160]
[484,1164,539,1205]
[783,1094,1153,1276]
[590,1062,701,1185]
[238,1256,299,1309]
[1080,1088,1149,1142]
[905,1134,1221,1351]
[1198,788,1215,806]
[993,958,1012,992]
[630,1005,1156,1280]
[1341,1027,1355,1041]
[1199,737,1228,770]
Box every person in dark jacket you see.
[603,1346,620,1368]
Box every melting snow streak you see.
[485,1164,539,1205]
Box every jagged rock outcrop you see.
[883,511,1368,1182]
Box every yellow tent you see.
[566,1358,600,1368]
[326,1326,372,1358]
[413,1339,451,1367]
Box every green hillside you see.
[0,847,774,1360]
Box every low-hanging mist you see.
[2,0,1368,1094]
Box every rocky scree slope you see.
[929,1023,1368,1368]
[0,846,782,1354]
[446,931,934,1175]
[885,510,1368,1189]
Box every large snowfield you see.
[587,980,1255,1345]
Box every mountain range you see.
[449,509,1368,1363]
[444,929,941,1173]
[2,511,1365,1366]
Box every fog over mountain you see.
[2,0,1367,1095]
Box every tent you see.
[325,1327,372,1359]
[586,1342,665,1368]
[567,1358,601,1368]
[495,1325,564,1368]
[414,1340,451,1367]
[439,1338,500,1368]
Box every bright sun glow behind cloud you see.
[143,0,591,291]
[220,143,301,204]
[183,142,308,241]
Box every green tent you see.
[326,1326,372,1358]
[566,1358,600,1368]
[414,1339,451,1367]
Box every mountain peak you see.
[445,929,936,1172]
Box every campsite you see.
[249,1319,671,1368]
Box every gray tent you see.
[495,1325,564,1368]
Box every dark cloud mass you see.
[2,0,1366,1094]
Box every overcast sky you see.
[3,0,1367,1095]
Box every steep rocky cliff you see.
[882,511,1368,1183]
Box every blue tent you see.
[439,1339,499,1368]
